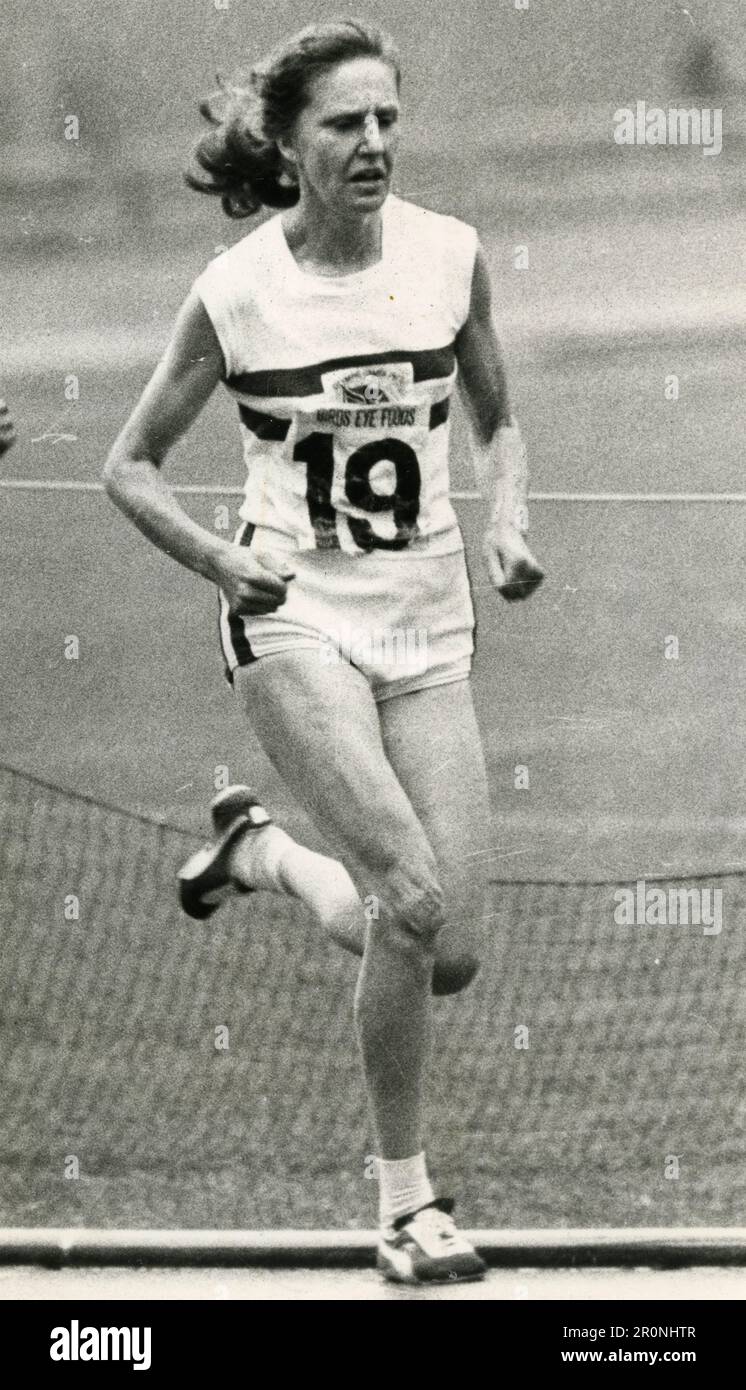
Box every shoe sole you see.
[177,815,254,920]
[376,1249,486,1285]
[377,1262,486,1286]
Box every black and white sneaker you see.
[377,1198,486,1285]
[177,785,272,920]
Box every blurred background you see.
[2,0,745,864]
[1,1,745,1233]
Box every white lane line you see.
[2,480,746,503]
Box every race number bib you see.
[294,363,431,553]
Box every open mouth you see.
[349,169,386,184]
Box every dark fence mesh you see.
[1,762,743,1230]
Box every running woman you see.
[104,20,543,1285]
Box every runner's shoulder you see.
[387,194,477,249]
[194,215,282,291]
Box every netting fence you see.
[1,761,744,1231]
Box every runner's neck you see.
[281,202,384,278]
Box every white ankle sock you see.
[228,824,293,893]
[378,1152,435,1231]
[228,827,364,954]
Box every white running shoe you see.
[377,1198,486,1284]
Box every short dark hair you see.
[185,19,400,218]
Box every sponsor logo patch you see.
[333,365,409,405]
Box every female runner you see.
[105,19,543,1284]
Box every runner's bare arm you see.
[456,244,544,601]
[104,290,293,615]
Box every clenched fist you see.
[483,523,544,602]
[212,544,295,616]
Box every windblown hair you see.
[185,19,400,219]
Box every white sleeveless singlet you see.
[194,195,478,559]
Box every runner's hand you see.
[483,523,544,602]
[0,400,16,456]
[213,546,295,616]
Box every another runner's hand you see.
[483,523,544,602]
[213,546,295,616]
[0,400,16,456]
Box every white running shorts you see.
[218,523,475,703]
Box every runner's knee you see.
[433,950,481,995]
[375,857,446,955]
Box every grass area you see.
[1,766,744,1230]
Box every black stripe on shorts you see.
[220,522,257,683]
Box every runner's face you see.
[285,58,400,213]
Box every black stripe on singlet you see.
[238,404,291,441]
[227,344,457,400]
[428,397,450,431]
